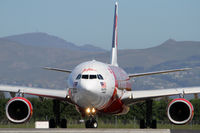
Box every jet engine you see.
[6,97,33,124]
[167,98,194,125]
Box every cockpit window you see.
[79,74,103,80]
[76,74,81,80]
[97,74,104,80]
[82,75,88,79]
[90,75,97,79]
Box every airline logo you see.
[82,68,96,73]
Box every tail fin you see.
[111,2,118,66]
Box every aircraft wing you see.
[43,67,72,73]
[0,85,69,100]
[121,86,200,105]
[128,68,191,78]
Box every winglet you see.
[111,2,118,66]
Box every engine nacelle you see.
[167,98,194,125]
[6,97,33,124]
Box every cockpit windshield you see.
[90,75,97,79]
[97,74,104,80]
[82,75,88,79]
[76,74,81,79]
[76,74,104,80]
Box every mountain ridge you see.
[1,32,106,52]
[0,32,200,91]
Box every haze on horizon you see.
[0,0,200,50]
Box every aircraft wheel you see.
[140,119,146,129]
[60,119,67,128]
[85,119,98,128]
[150,120,157,129]
[91,119,98,128]
[49,118,56,128]
[85,120,91,128]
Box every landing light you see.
[86,107,96,115]
[86,108,91,114]
[92,108,96,113]
[129,94,133,99]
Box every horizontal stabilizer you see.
[43,67,72,73]
[128,68,191,78]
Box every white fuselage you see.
[67,60,131,114]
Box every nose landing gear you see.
[85,118,98,128]
[84,107,98,128]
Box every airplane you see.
[0,2,200,129]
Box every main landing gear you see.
[140,99,157,129]
[49,100,67,128]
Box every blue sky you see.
[0,0,200,50]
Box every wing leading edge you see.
[0,85,69,100]
[121,86,200,105]
[128,68,191,78]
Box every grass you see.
[0,122,34,128]
[1,120,200,129]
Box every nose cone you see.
[73,79,101,108]
[79,80,98,94]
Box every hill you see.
[3,32,106,52]
[0,33,200,91]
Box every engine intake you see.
[167,98,194,125]
[6,97,33,124]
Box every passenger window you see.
[76,74,81,80]
[97,74,104,80]
[90,75,97,79]
[82,75,88,79]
